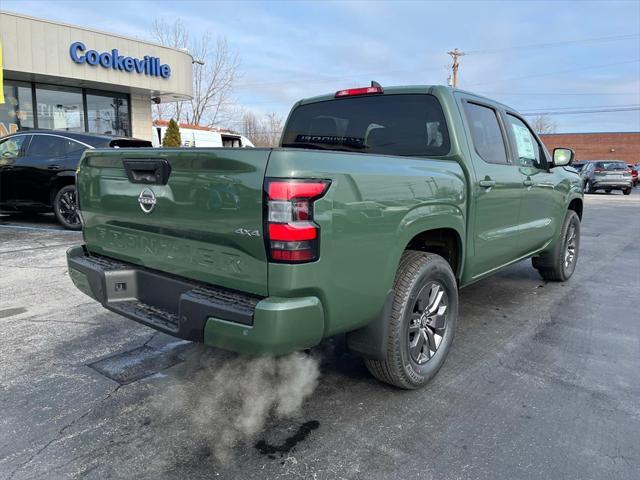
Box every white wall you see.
[130,93,152,141]
[0,11,193,101]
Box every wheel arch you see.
[49,172,76,204]
[404,227,463,281]
[392,205,466,282]
[567,196,583,220]
[347,208,465,361]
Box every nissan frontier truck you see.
[67,84,583,389]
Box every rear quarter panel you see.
[266,149,466,336]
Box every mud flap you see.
[346,289,394,360]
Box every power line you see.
[466,33,640,55]
[477,91,640,96]
[467,59,640,87]
[235,64,447,89]
[521,103,640,112]
[522,107,640,116]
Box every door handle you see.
[47,164,61,170]
[479,179,496,188]
[523,178,534,187]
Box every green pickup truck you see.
[67,84,583,389]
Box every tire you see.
[53,185,82,230]
[532,210,580,282]
[623,188,631,195]
[605,189,612,194]
[585,181,595,194]
[364,251,458,389]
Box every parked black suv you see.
[0,131,151,229]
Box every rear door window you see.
[27,135,73,159]
[462,102,508,164]
[281,94,450,157]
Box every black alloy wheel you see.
[54,185,82,230]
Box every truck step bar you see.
[67,246,263,341]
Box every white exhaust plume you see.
[152,349,320,465]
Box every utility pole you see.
[447,48,465,88]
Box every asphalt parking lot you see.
[1,191,639,480]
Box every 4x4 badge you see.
[138,188,157,214]
[235,228,260,237]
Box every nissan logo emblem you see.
[138,188,157,214]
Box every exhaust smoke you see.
[152,348,320,465]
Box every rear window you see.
[595,161,628,171]
[281,94,450,157]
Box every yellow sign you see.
[0,40,4,104]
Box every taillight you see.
[265,179,330,263]
[335,81,384,98]
[335,86,383,98]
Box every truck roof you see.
[295,84,513,112]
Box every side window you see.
[0,136,28,161]
[26,135,71,159]
[463,102,508,164]
[505,114,545,169]
[65,139,88,157]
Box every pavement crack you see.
[0,243,74,255]
[6,384,122,480]
[22,318,102,326]
[142,332,160,347]
[0,263,68,269]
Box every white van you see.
[151,122,254,148]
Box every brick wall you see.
[540,132,640,164]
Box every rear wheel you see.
[623,188,631,195]
[364,251,458,389]
[605,189,612,194]
[533,210,580,282]
[53,185,82,230]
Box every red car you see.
[627,164,638,187]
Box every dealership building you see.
[0,11,193,141]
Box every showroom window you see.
[0,80,132,138]
[87,92,130,136]
[36,85,85,132]
[0,80,35,136]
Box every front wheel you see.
[585,181,595,194]
[364,251,458,389]
[533,210,580,281]
[53,185,82,230]
[623,188,631,195]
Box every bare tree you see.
[150,18,188,121]
[530,114,557,134]
[188,36,240,126]
[150,18,240,127]
[242,112,284,147]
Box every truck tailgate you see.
[78,148,271,296]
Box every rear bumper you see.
[67,246,324,356]
[592,179,632,189]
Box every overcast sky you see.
[4,0,639,132]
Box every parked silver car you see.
[582,160,633,195]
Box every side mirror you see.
[552,147,574,167]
